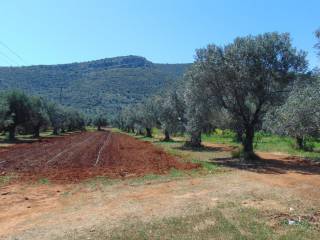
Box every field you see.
[0,131,196,183]
[0,130,320,239]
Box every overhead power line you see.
[0,54,13,66]
[0,40,27,65]
[0,49,21,66]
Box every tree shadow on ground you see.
[174,144,237,153]
[211,155,320,175]
[0,138,39,144]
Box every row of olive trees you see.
[114,31,319,159]
[264,76,320,149]
[263,29,320,149]
[0,91,86,140]
[114,88,187,141]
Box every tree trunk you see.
[53,127,59,135]
[8,126,15,141]
[146,128,152,138]
[189,131,202,148]
[97,125,101,131]
[243,126,254,159]
[163,130,171,142]
[33,126,40,138]
[296,136,304,149]
[235,129,243,143]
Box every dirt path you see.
[1,137,320,239]
[1,166,320,239]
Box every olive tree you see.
[157,89,186,141]
[94,115,108,130]
[28,96,50,137]
[0,94,10,133]
[46,102,65,135]
[63,108,85,132]
[121,106,137,133]
[184,66,218,147]
[4,91,32,140]
[135,98,160,138]
[264,79,320,149]
[190,32,307,158]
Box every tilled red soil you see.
[0,131,198,183]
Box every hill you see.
[0,56,190,115]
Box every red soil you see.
[0,131,198,183]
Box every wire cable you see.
[0,40,27,65]
[0,49,20,66]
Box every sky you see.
[0,0,319,68]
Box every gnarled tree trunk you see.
[8,125,16,141]
[189,131,202,148]
[146,128,152,138]
[163,130,171,142]
[243,126,255,159]
[296,136,304,149]
[53,127,59,135]
[33,126,40,138]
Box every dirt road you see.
[0,133,320,239]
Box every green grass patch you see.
[65,202,319,240]
[38,178,50,184]
[191,159,219,173]
[84,176,117,188]
[0,174,17,186]
[202,130,320,161]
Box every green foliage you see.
[93,115,108,130]
[0,56,189,116]
[0,90,85,138]
[185,32,307,153]
[264,78,320,150]
[27,96,50,137]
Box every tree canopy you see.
[186,32,307,158]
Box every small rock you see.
[24,197,29,200]
[288,220,296,225]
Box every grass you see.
[202,130,320,161]
[0,174,17,186]
[64,202,319,240]
[38,178,50,184]
[83,176,118,189]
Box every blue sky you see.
[0,0,319,68]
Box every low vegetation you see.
[71,204,319,240]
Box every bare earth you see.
[0,136,320,239]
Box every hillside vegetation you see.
[0,56,190,115]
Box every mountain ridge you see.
[0,55,191,115]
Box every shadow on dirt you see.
[212,156,320,175]
[175,144,237,153]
